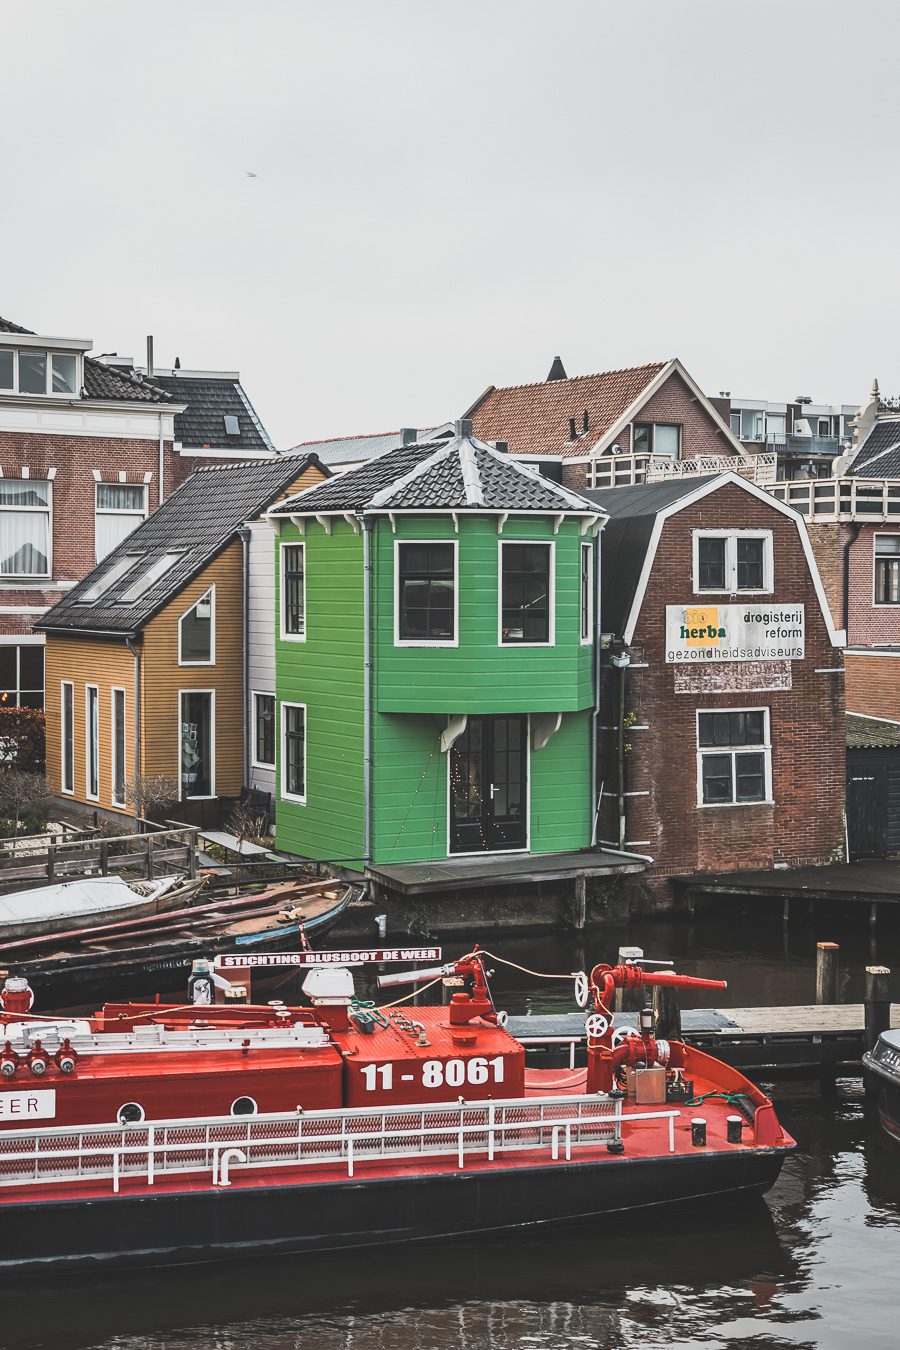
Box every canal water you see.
[7,904,900,1350]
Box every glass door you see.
[450,715,527,853]
[180,691,213,798]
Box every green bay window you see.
[397,542,455,642]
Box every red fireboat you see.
[0,946,794,1273]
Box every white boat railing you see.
[0,1095,682,1193]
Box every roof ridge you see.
[490,360,669,396]
[475,439,599,512]
[369,442,458,509]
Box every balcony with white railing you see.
[769,477,900,522]
[588,452,777,491]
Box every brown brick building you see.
[585,473,846,901]
[467,356,758,492]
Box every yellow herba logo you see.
[680,606,726,648]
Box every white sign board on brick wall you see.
[665,604,804,663]
[0,1089,56,1122]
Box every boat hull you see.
[863,1042,900,1144]
[0,1146,789,1276]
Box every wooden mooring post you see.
[864,965,892,1095]
[652,983,681,1040]
[815,942,839,1005]
[574,874,587,931]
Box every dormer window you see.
[0,348,79,397]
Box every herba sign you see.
[665,604,804,663]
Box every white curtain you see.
[96,511,143,562]
[0,511,49,575]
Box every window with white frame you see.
[694,530,772,593]
[111,687,126,808]
[633,423,681,458]
[697,709,770,806]
[396,541,456,643]
[0,479,51,577]
[0,643,44,710]
[500,542,553,644]
[253,693,275,767]
[874,536,900,605]
[178,588,215,665]
[580,542,593,643]
[281,543,306,639]
[281,702,307,801]
[0,349,78,397]
[86,685,99,800]
[61,681,74,794]
[95,483,148,562]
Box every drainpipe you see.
[842,522,863,641]
[610,649,631,852]
[362,516,374,866]
[239,525,251,794]
[125,636,141,827]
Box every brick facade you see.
[844,653,900,720]
[597,483,846,902]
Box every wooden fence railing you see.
[0,826,198,890]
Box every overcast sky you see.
[2,1,896,447]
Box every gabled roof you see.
[0,315,170,405]
[38,453,327,637]
[290,426,452,467]
[270,424,604,518]
[468,357,749,463]
[583,472,841,648]
[847,417,900,478]
[150,373,276,455]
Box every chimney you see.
[494,441,508,454]
[582,409,589,435]
[399,427,417,446]
[174,356,181,370]
[568,416,577,441]
[547,356,567,382]
[146,335,154,377]
[454,418,473,439]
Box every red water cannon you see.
[585,962,727,1094]
[376,950,497,1026]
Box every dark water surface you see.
[8,905,900,1350]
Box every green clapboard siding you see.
[372,709,593,864]
[374,515,594,714]
[274,519,366,868]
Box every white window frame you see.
[580,541,593,645]
[0,477,52,579]
[692,529,773,595]
[280,541,307,643]
[178,586,216,666]
[872,533,900,607]
[85,684,100,802]
[280,700,308,804]
[111,686,127,809]
[393,538,459,648]
[497,539,556,648]
[94,482,148,563]
[0,348,82,398]
[251,691,276,769]
[695,706,772,809]
[178,688,216,801]
[61,679,74,795]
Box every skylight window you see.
[119,551,184,602]
[77,554,143,603]
[224,415,240,437]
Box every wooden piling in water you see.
[652,983,681,1040]
[816,942,839,1005]
[864,965,891,1095]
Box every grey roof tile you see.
[847,713,900,749]
[0,314,169,404]
[38,453,326,636]
[291,428,448,466]
[151,374,275,454]
[849,418,900,477]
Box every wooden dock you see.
[506,1001,900,1078]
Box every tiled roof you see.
[846,713,900,749]
[271,426,603,517]
[0,314,169,404]
[849,418,900,478]
[468,361,668,459]
[38,453,326,636]
[290,428,450,467]
[151,374,275,454]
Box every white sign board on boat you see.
[0,1090,56,1122]
[665,604,805,663]
[216,947,443,969]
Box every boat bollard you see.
[690,1118,707,1147]
[726,1115,743,1144]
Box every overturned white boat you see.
[0,875,205,942]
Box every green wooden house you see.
[267,421,606,873]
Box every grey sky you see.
[2,1,895,447]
